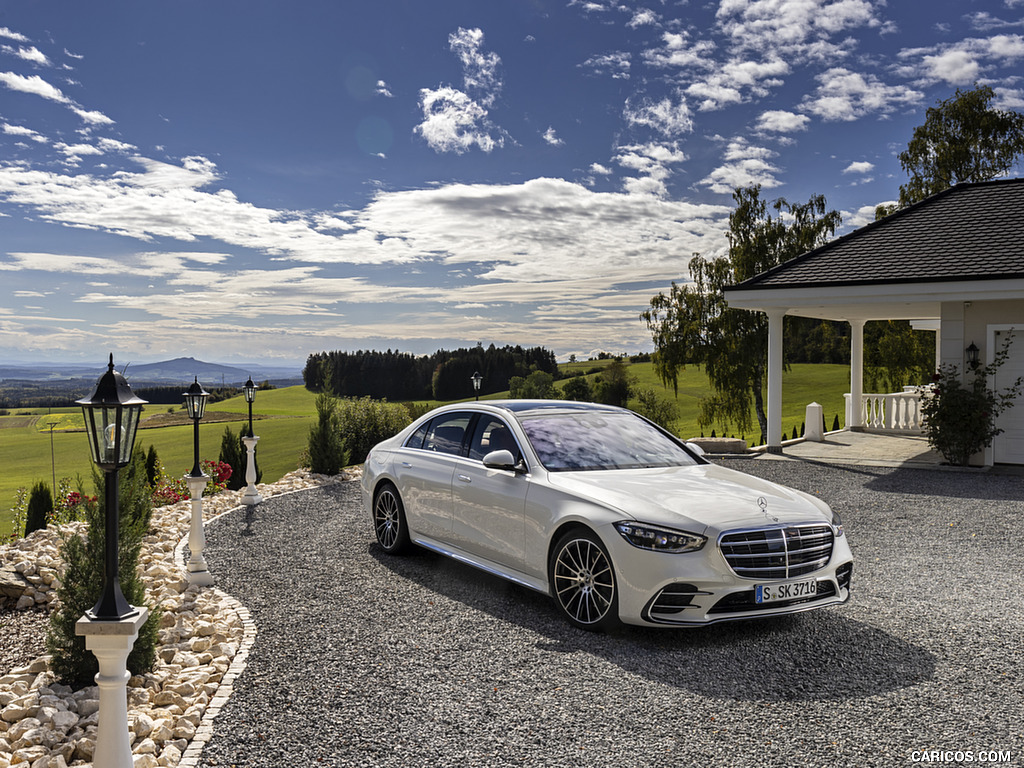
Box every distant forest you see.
[303,345,559,401]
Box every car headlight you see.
[831,511,845,537]
[614,521,706,553]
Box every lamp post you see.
[74,354,150,768]
[183,377,214,586]
[241,376,262,506]
[471,371,483,401]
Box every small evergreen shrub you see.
[308,392,346,475]
[144,445,160,488]
[336,397,412,465]
[25,481,53,537]
[219,425,262,491]
[46,447,160,688]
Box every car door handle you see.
[457,474,472,483]
[401,462,413,468]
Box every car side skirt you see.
[413,534,549,596]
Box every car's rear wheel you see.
[373,483,411,554]
[550,529,619,631]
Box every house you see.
[723,178,1024,466]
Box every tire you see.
[549,529,619,631]
[373,482,412,554]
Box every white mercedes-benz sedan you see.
[361,400,853,630]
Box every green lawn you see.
[1,365,851,539]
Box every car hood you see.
[545,463,831,534]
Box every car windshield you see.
[518,411,699,471]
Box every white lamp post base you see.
[76,608,150,768]
[241,435,263,505]
[184,474,214,587]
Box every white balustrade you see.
[844,389,926,434]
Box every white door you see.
[993,329,1024,464]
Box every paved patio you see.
[759,430,943,468]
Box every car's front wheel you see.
[373,482,411,554]
[549,529,619,631]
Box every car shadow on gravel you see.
[369,544,936,704]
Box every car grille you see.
[719,525,834,580]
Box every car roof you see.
[476,399,625,418]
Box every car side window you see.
[468,416,521,462]
[405,421,430,450]
[421,412,473,456]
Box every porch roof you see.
[723,178,1024,322]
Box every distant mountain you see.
[0,357,302,386]
[128,357,250,384]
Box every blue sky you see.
[2,0,1024,367]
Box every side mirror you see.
[482,449,524,473]
[685,442,706,457]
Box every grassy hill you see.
[1,363,851,538]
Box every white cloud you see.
[842,161,875,174]
[0,28,30,43]
[627,9,660,29]
[803,68,922,121]
[2,45,50,66]
[2,121,47,143]
[903,34,1024,86]
[542,127,564,146]
[0,71,68,102]
[613,142,687,197]
[580,51,631,79]
[589,163,612,175]
[376,80,393,97]
[699,139,781,194]
[414,27,507,154]
[642,32,717,69]
[415,87,502,154]
[755,110,810,133]
[623,92,693,136]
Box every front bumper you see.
[605,524,854,627]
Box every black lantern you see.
[184,377,210,477]
[966,342,980,371]
[77,354,147,620]
[471,371,483,401]
[243,376,257,437]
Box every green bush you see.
[25,481,53,537]
[921,337,1024,466]
[219,426,248,491]
[144,445,160,488]
[308,392,346,475]
[336,397,412,465]
[46,447,160,688]
[561,375,592,402]
[632,388,678,430]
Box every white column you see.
[849,319,865,430]
[766,309,786,453]
[185,474,214,586]
[76,608,150,768]
[241,435,263,506]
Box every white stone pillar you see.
[766,309,786,453]
[805,402,824,441]
[241,435,263,506]
[849,319,865,430]
[185,474,214,586]
[76,608,150,768]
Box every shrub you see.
[920,336,1024,466]
[144,445,160,488]
[593,360,634,408]
[219,426,262,491]
[336,397,412,465]
[308,392,346,475]
[46,446,160,688]
[632,388,678,430]
[561,375,593,402]
[25,481,53,537]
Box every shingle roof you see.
[728,178,1024,291]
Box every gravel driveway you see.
[196,460,1024,768]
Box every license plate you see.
[755,579,818,604]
